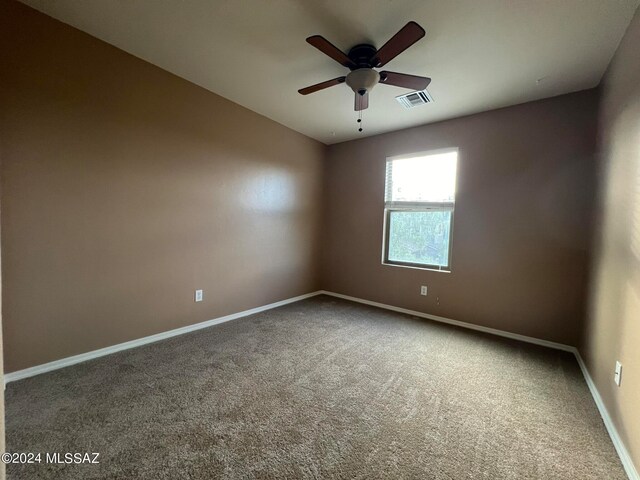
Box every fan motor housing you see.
[347,44,378,68]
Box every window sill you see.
[382,262,451,273]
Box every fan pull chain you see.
[357,108,363,133]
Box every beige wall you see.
[0,0,324,372]
[322,90,599,346]
[583,5,640,469]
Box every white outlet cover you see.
[420,286,428,296]
[614,361,622,386]
[195,289,203,302]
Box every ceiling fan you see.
[298,21,431,112]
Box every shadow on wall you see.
[586,83,640,464]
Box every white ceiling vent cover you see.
[396,90,433,108]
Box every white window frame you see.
[381,148,458,272]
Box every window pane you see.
[387,210,452,267]
[386,151,457,203]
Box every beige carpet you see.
[5,295,626,479]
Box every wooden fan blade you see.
[298,76,346,95]
[372,22,426,67]
[355,92,369,111]
[379,71,431,91]
[306,35,356,69]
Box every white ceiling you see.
[20,0,640,144]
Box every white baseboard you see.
[573,351,639,480]
[319,290,638,480]
[4,291,323,384]
[318,290,575,351]
[5,288,637,479]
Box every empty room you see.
[1,0,639,478]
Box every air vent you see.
[395,90,433,108]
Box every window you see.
[383,149,458,271]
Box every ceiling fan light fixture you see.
[346,68,380,95]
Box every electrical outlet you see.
[420,286,428,296]
[195,289,203,302]
[614,361,622,386]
